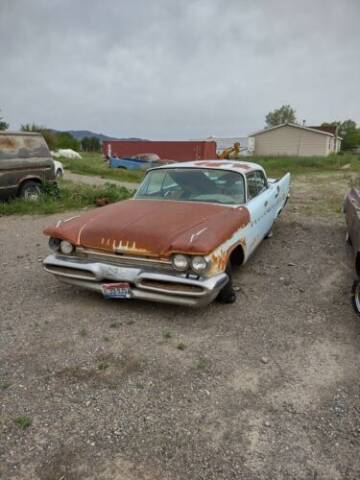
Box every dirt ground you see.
[1,174,360,480]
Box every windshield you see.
[135,168,245,205]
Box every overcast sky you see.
[0,0,359,139]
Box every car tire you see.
[217,263,236,304]
[19,181,42,201]
[56,169,63,179]
[351,279,360,315]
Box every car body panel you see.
[344,187,360,272]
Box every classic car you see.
[109,153,175,170]
[43,160,290,307]
[344,187,360,314]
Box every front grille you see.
[45,265,96,280]
[140,279,204,294]
[75,247,173,272]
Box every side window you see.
[247,171,267,200]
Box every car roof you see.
[149,159,265,175]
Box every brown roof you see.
[309,125,338,136]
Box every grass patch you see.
[60,152,145,184]
[0,180,132,215]
[253,153,360,178]
[97,362,110,371]
[14,416,32,430]
[162,330,172,339]
[176,342,186,351]
[60,152,360,181]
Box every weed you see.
[0,382,10,390]
[79,327,87,337]
[195,358,209,370]
[162,330,172,339]
[177,342,186,351]
[97,362,110,371]
[14,416,32,430]
[109,322,120,329]
[102,336,110,342]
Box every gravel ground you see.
[1,179,360,480]
[64,170,139,191]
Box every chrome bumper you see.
[43,254,228,307]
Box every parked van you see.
[0,131,56,200]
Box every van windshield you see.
[135,168,245,205]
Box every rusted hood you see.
[44,199,250,257]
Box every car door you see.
[245,170,273,252]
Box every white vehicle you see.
[53,160,64,178]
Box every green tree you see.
[56,132,80,151]
[21,123,57,150]
[321,119,360,151]
[0,109,9,130]
[81,136,101,152]
[265,105,297,127]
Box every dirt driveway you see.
[1,176,360,480]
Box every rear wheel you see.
[351,280,360,316]
[217,263,236,304]
[19,181,42,201]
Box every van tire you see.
[19,181,42,201]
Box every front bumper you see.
[43,254,228,307]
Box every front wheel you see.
[217,263,236,304]
[351,280,360,316]
[56,168,63,179]
[19,181,42,201]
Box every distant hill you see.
[53,129,145,142]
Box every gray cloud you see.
[0,0,359,138]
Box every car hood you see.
[44,199,250,257]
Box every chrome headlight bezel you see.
[190,255,210,274]
[59,240,75,255]
[171,253,190,272]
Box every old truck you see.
[43,160,290,307]
[0,131,56,200]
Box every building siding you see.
[251,125,331,156]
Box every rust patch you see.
[44,200,251,257]
[194,161,231,168]
[230,162,252,170]
[0,136,16,149]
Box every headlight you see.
[190,256,209,274]
[172,254,189,271]
[48,237,61,252]
[59,240,74,255]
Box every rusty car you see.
[344,187,360,314]
[43,160,290,307]
[0,131,57,200]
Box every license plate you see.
[102,282,132,299]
